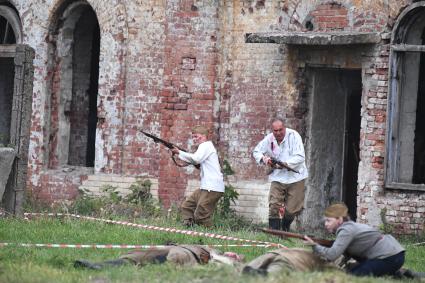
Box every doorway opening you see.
[307,68,361,221]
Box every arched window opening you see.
[386,2,425,190]
[0,4,22,44]
[68,8,100,167]
[0,15,16,44]
[47,2,100,168]
[0,3,21,145]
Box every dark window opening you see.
[68,8,100,167]
[0,57,14,145]
[0,15,16,44]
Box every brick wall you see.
[155,1,221,207]
[308,3,348,31]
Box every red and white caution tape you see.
[23,213,285,248]
[0,242,275,249]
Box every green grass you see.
[0,216,424,283]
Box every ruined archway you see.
[47,1,100,169]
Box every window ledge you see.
[245,31,381,45]
[385,182,425,192]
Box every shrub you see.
[70,180,161,218]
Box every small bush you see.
[70,180,161,218]
[212,160,253,230]
[216,184,239,217]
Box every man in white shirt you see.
[253,118,308,231]
[171,126,224,227]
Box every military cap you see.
[192,126,209,136]
[324,203,348,218]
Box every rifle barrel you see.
[140,130,187,151]
[261,228,334,247]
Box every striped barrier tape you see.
[22,212,285,248]
[0,242,274,249]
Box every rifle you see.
[261,228,334,247]
[269,157,299,174]
[140,130,200,169]
[140,130,188,152]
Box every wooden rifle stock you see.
[261,228,334,247]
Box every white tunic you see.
[253,129,308,184]
[178,141,225,192]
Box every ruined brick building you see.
[0,0,424,234]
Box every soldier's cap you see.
[324,203,348,218]
[192,126,209,136]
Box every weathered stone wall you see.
[9,0,425,233]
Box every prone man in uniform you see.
[242,248,335,276]
[253,118,308,231]
[74,245,243,270]
[171,126,224,227]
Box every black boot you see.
[74,259,103,270]
[74,258,128,270]
[268,218,281,230]
[281,214,294,231]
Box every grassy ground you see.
[0,215,424,283]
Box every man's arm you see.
[177,142,214,165]
[312,228,353,262]
[285,131,306,168]
[253,135,270,164]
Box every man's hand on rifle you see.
[303,235,317,246]
[262,155,272,165]
[171,146,179,155]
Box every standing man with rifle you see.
[253,118,308,231]
[171,126,224,227]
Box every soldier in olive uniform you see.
[74,245,242,270]
[242,248,335,276]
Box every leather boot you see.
[74,259,103,270]
[281,214,294,231]
[268,218,281,230]
[74,258,128,270]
